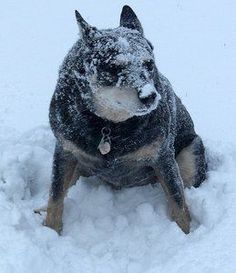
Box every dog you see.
[45,5,207,234]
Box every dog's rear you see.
[45,6,207,234]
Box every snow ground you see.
[0,0,236,272]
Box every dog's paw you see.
[44,207,63,235]
[43,217,63,235]
[170,203,191,234]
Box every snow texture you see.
[62,23,160,120]
[139,83,158,99]
[0,0,236,273]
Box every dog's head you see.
[73,6,161,122]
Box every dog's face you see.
[74,6,161,122]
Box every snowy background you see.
[0,0,236,272]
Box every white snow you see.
[139,84,156,98]
[0,0,236,273]
[118,37,130,49]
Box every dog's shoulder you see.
[157,73,196,153]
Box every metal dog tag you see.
[98,140,111,155]
[98,127,111,155]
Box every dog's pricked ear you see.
[75,10,97,43]
[120,5,143,35]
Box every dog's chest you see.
[61,137,162,186]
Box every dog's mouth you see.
[92,87,160,122]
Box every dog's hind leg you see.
[153,151,191,234]
[45,143,79,234]
[176,135,207,188]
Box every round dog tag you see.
[98,141,111,155]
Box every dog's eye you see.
[143,60,155,72]
[102,63,124,75]
[110,64,124,75]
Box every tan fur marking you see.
[121,138,163,162]
[154,170,191,234]
[61,137,162,164]
[45,199,64,233]
[176,144,196,188]
[61,138,99,162]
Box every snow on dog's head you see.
[73,6,161,122]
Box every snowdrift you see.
[0,127,235,273]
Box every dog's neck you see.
[71,103,165,157]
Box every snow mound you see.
[0,127,235,273]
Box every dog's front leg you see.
[153,152,191,234]
[45,143,79,234]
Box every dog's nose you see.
[139,92,157,106]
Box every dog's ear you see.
[120,5,143,35]
[75,10,98,44]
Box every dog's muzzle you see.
[92,85,161,122]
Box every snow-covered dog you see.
[45,6,207,234]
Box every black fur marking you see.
[192,137,207,187]
[120,6,144,34]
[50,143,77,201]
